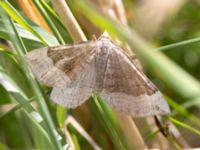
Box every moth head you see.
[99,31,111,41]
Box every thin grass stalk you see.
[90,96,128,150]
[145,129,160,141]
[170,117,200,137]
[8,17,27,54]
[116,113,147,149]
[24,124,46,149]
[64,115,101,150]
[39,0,70,36]
[33,0,65,44]
[113,0,127,25]
[39,0,72,43]
[51,0,86,41]
[0,9,62,150]
[0,95,34,118]
[20,109,53,148]
[166,96,200,127]
[182,97,200,110]
[154,36,200,52]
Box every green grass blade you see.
[154,36,200,52]
[145,130,159,142]
[0,0,48,45]
[0,19,43,49]
[56,105,68,128]
[170,117,200,137]
[0,97,34,119]
[8,16,27,54]
[165,95,200,128]
[0,19,59,49]
[33,0,65,44]
[39,0,72,42]
[89,96,131,150]
[0,86,53,148]
[0,51,32,96]
[181,97,200,111]
[0,102,30,148]
[10,92,36,113]
[0,83,14,105]
[20,109,53,149]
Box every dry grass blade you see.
[64,116,101,150]
[113,0,127,25]
[52,0,86,41]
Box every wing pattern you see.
[25,41,95,87]
[50,53,96,108]
[99,45,170,117]
[26,33,170,117]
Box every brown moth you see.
[25,32,170,117]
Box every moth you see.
[25,33,170,117]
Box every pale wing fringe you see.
[101,91,170,117]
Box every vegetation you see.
[1,0,200,149]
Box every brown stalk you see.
[51,0,86,42]
[154,116,190,148]
[52,0,147,149]
[112,0,127,25]
[64,115,101,150]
